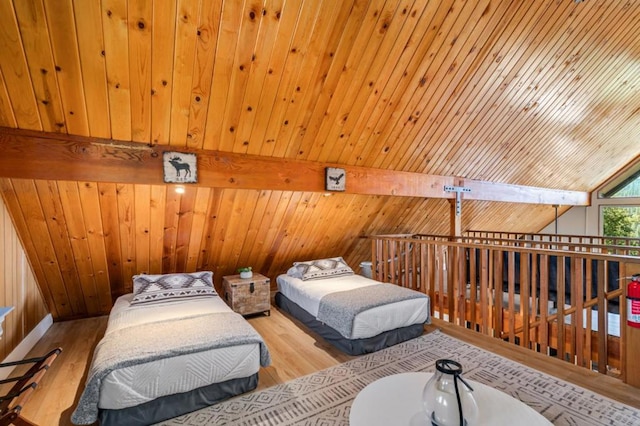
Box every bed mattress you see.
[276,274,429,339]
[99,294,260,410]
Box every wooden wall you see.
[0,178,440,318]
[0,175,577,321]
[0,194,48,359]
[1,1,640,321]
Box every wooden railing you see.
[465,230,640,252]
[415,233,640,256]
[369,234,640,385]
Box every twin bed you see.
[71,271,270,426]
[72,258,430,424]
[276,257,431,355]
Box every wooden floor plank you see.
[5,307,640,425]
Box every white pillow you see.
[130,271,217,306]
[290,257,354,281]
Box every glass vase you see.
[422,359,479,426]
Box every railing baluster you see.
[367,233,639,386]
[540,254,550,356]
[469,248,477,331]
[520,252,530,348]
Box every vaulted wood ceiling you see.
[1,0,639,320]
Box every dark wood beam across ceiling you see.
[0,127,589,206]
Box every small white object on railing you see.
[0,306,14,338]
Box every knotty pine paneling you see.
[12,0,66,133]
[279,1,361,160]
[128,0,153,143]
[102,0,132,142]
[0,191,48,360]
[317,0,429,164]
[215,0,262,154]
[168,0,200,146]
[151,0,177,145]
[73,0,111,139]
[0,0,637,188]
[0,175,573,321]
[0,76,15,128]
[231,0,287,154]
[43,0,89,135]
[1,1,640,320]
[0,0,41,131]
[202,0,243,151]
[186,0,221,149]
[244,0,310,156]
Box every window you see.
[599,159,640,247]
[601,206,640,238]
[601,206,640,255]
[599,164,640,198]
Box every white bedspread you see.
[276,274,429,339]
[98,294,260,410]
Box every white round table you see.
[350,372,551,426]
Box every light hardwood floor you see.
[6,306,640,425]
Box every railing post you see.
[628,324,640,387]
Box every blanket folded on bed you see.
[317,284,429,338]
[71,312,271,425]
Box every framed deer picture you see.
[162,151,198,183]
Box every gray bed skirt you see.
[275,292,424,355]
[98,373,258,426]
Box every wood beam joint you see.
[444,185,471,216]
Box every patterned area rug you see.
[158,330,640,425]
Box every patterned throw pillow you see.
[290,257,354,281]
[130,271,217,306]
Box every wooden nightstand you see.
[222,273,271,316]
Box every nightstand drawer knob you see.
[250,282,255,293]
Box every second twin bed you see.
[276,257,431,355]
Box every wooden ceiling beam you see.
[0,127,589,206]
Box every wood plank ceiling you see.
[0,0,639,320]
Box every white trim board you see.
[0,314,53,380]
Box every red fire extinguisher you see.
[629,274,640,329]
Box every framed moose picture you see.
[162,151,198,183]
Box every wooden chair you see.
[0,348,62,426]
